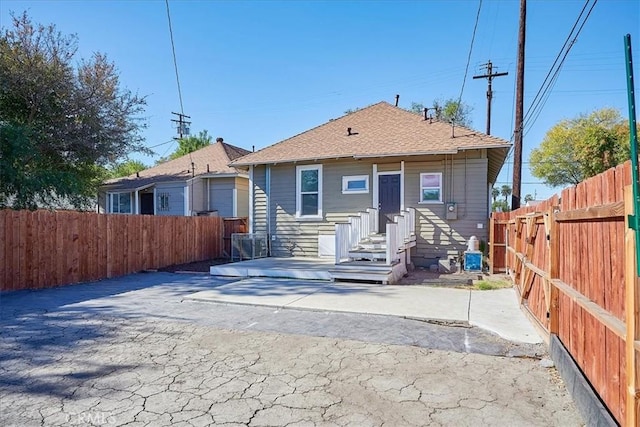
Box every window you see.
[109,192,132,214]
[296,165,323,218]
[158,193,170,212]
[419,172,443,203]
[342,175,369,194]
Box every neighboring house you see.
[230,102,510,269]
[100,138,251,217]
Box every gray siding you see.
[253,166,268,234]
[256,151,490,260]
[209,177,235,218]
[156,182,186,216]
[235,177,249,218]
[190,177,206,214]
[405,155,489,264]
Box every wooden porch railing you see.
[385,223,400,264]
[334,207,415,266]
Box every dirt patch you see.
[158,258,229,273]
[397,268,512,289]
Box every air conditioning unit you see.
[231,233,268,261]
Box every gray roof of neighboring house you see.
[102,140,251,192]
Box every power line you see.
[455,0,483,122]
[165,0,185,116]
[522,0,598,134]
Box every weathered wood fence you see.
[0,210,225,292]
[489,161,637,426]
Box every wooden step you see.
[348,248,387,261]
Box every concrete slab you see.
[469,288,543,344]
[185,277,331,307]
[189,278,470,323]
[189,278,542,344]
[288,283,471,322]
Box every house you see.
[229,102,510,277]
[100,138,251,217]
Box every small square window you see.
[342,175,369,194]
[419,173,442,203]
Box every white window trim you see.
[108,192,133,214]
[341,175,369,194]
[296,164,323,219]
[373,168,402,211]
[418,172,444,204]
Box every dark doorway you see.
[378,174,400,233]
[140,193,154,215]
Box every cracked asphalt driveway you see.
[0,273,582,426]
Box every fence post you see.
[625,185,640,427]
[489,214,495,274]
[548,205,560,335]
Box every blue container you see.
[464,251,482,272]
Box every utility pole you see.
[170,111,191,140]
[473,61,508,135]
[512,0,526,210]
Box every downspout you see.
[249,165,254,234]
[266,165,271,237]
[400,160,405,211]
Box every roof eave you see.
[231,145,511,166]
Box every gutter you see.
[230,145,511,167]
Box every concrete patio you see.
[187,277,542,344]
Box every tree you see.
[407,98,473,127]
[529,108,631,187]
[491,187,500,202]
[500,184,512,204]
[157,130,213,164]
[0,12,147,209]
[491,200,510,212]
[524,194,534,203]
[109,159,147,178]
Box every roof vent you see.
[216,137,223,143]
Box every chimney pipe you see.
[136,171,139,178]
[216,137,223,143]
[207,164,210,173]
[395,94,400,107]
[252,145,255,152]
[423,107,428,121]
[347,127,352,136]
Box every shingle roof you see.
[103,140,250,191]
[230,101,511,166]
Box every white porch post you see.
[232,188,238,217]
[134,190,139,214]
[153,188,157,215]
[372,163,378,209]
[400,160,405,211]
[249,165,254,234]
[183,185,189,216]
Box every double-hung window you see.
[419,172,443,203]
[296,165,323,218]
[109,192,132,214]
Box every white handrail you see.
[335,223,351,264]
[385,223,400,265]
[367,208,378,234]
[360,210,370,240]
[348,216,361,250]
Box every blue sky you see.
[1,0,639,201]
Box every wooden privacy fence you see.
[489,161,638,426]
[0,210,225,292]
